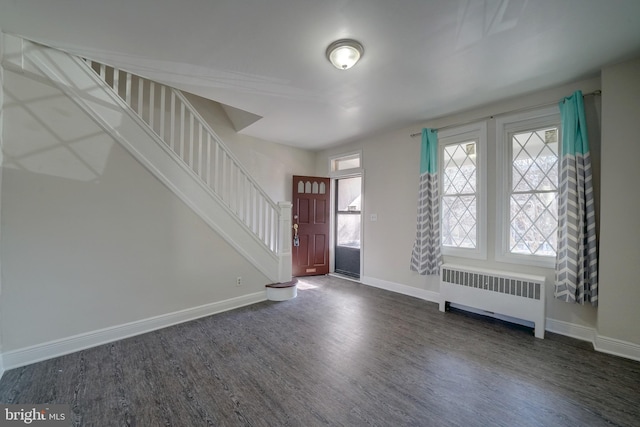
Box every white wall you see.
[183,93,316,203]
[0,67,273,353]
[316,77,602,331]
[598,57,640,346]
[0,29,5,376]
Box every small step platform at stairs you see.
[266,278,298,301]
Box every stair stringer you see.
[4,36,281,281]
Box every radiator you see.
[439,263,546,338]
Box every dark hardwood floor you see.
[1,275,639,426]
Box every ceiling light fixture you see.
[326,39,364,70]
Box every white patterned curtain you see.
[410,129,442,275]
[555,91,598,305]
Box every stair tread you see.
[266,278,299,288]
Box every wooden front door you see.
[292,176,330,276]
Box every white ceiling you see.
[2,0,640,150]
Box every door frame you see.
[328,154,364,280]
[333,175,363,279]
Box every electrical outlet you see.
[236,277,242,286]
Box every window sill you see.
[442,247,487,260]
[495,253,555,269]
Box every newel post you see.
[277,201,293,283]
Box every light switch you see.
[370,213,378,222]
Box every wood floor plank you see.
[1,275,639,426]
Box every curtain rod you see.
[409,90,602,138]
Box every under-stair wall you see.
[0,35,298,369]
[2,35,292,283]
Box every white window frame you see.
[439,122,487,260]
[495,106,561,268]
[329,150,363,178]
[328,150,364,277]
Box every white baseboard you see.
[360,276,440,304]
[545,319,640,361]
[545,318,596,343]
[3,281,640,370]
[362,275,640,362]
[594,334,640,362]
[2,291,267,371]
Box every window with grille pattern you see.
[438,122,487,259]
[509,127,559,256]
[442,141,477,248]
[496,106,560,268]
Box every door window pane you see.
[337,177,361,211]
[337,214,361,248]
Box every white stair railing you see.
[85,61,281,254]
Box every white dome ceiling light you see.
[326,39,364,70]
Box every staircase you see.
[2,35,292,283]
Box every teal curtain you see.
[410,128,442,275]
[555,91,598,305]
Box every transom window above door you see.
[329,151,363,178]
